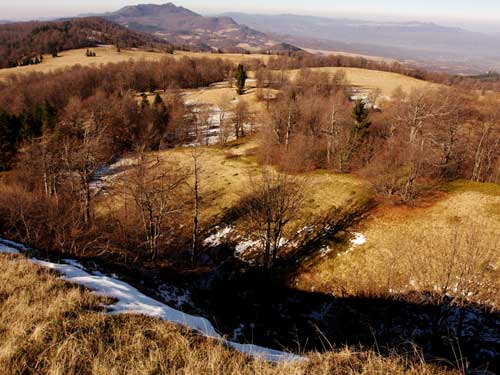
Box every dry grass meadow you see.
[286,67,440,97]
[296,181,500,304]
[0,253,460,375]
[0,45,437,100]
[99,139,370,237]
[0,45,271,81]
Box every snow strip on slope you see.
[339,232,367,257]
[0,243,20,254]
[0,240,302,363]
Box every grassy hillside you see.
[0,17,171,69]
[98,138,370,239]
[287,67,440,97]
[0,46,271,81]
[0,253,458,375]
[296,181,500,303]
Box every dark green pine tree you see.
[48,42,58,58]
[351,100,372,140]
[235,64,247,95]
[341,100,372,172]
[148,79,157,94]
[151,94,169,150]
[0,110,20,171]
[41,100,57,133]
[153,93,163,106]
[140,94,150,110]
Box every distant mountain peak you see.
[100,3,298,53]
[114,2,199,17]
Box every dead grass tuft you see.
[0,254,458,374]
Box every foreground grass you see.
[0,254,458,375]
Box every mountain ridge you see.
[88,3,298,53]
[222,12,500,73]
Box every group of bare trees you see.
[0,56,234,170]
[0,17,173,68]
[242,169,304,268]
[265,52,500,92]
[254,66,499,202]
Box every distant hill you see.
[223,12,500,74]
[0,17,172,69]
[94,3,299,53]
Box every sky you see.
[2,0,500,32]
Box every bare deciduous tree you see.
[243,169,304,269]
[125,153,188,260]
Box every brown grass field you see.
[286,67,440,97]
[0,253,459,375]
[99,139,370,237]
[0,45,438,98]
[0,45,272,81]
[296,180,500,302]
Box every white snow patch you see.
[0,239,303,362]
[339,232,367,257]
[158,284,191,309]
[0,243,20,254]
[203,226,233,247]
[235,239,260,256]
[90,157,137,192]
[351,233,367,247]
[0,239,29,252]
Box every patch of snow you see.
[0,238,29,252]
[203,226,233,247]
[90,157,137,192]
[0,238,303,363]
[231,324,246,341]
[158,284,191,309]
[235,239,259,256]
[351,233,367,247]
[338,232,367,257]
[0,243,20,255]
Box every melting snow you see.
[203,226,233,247]
[339,232,367,257]
[0,239,303,362]
[235,240,260,256]
[0,243,20,255]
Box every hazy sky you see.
[2,0,500,32]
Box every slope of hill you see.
[0,252,457,374]
[224,12,500,74]
[97,3,299,53]
[0,17,172,69]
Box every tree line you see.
[0,56,233,170]
[255,67,500,202]
[265,52,500,92]
[0,17,173,68]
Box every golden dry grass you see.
[174,50,272,65]
[0,46,271,81]
[0,253,458,375]
[180,84,280,113]
[100,140,369,235]
[296,181,500,303]
[0,46,169,80]
[286,67,440,97]
[302,48,397,63]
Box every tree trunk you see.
[192,154,200,265]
